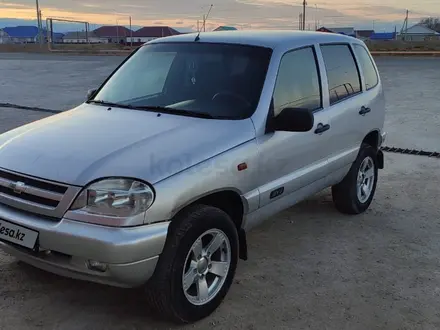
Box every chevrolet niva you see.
[0,30,386,323]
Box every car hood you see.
[0,104,256,186]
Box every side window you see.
[320,44,361,105]
[273,47,321,116]
[353,44,379,90]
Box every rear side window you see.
[320,44,361,105]
[353,44,379,90]
[273,47,321,116]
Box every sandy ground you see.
[0,55,440,329]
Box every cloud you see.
[81,4,101,9]
[1,2,28,7]
[119,4,149,9]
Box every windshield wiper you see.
[88,100,134,109]
[129,105,216,119]
[88,101,216,119]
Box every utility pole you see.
[129,16,132,47]
[299,13,303,30]
[116,19,119,44]
[315,4,318,30]
[39,10,44,43]
[202,4,213,32]
[49,18,54,44]
[400,9,409,40]
[85,22,89,44]
[302,0,307,31]
[35,0,42,45]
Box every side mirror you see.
[272,108,314,132]
[87,89,97,100]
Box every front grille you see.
[0,169,67,194]
[0,185,59,207]
[0,169,67,209]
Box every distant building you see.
[52,32,65,43]
[317,26,355,37]
[370,32,397,41]
[128,26,180,44]
[316,27,332,33]
[173,27,194,34]
[355,30,375,41]
[0,29,11,44]
[2,26,44,43]
[329,27,355,36]
[62,31,105,44]
[214,26,237,31]
[93,26,133,44]
[400,24,440,41]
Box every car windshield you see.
[91,42,272,119]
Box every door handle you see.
[359,106,371,115]
[314,123,330,134]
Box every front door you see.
[256,46,333,208]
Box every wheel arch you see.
[362,130,380,150]
[362,130,384,169]
[172,189,248,261]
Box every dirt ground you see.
[0,56,440,329]
[0,134,438,329]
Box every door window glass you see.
[353,44,379,90]
[320,44,361,105]
[273,47,322,116]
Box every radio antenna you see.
[195,4,213,41]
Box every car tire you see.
[332,143,378,214]
[145,204,239,324]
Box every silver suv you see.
[0,31,386,323]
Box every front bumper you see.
[0,203,170,288]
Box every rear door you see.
[351,43,385,141]
[318,43,367,174]
[257,46,332,208]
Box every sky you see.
[0,0,439,32]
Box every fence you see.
[366,40,440,52]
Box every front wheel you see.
[145,204,239,323]
[332,143,379,214]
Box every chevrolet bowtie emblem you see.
[10,181,26,194]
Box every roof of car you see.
[148,30,360,49]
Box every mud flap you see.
[238,228,248,261]
[377,149,384,169]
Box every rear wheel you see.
[145,204,238,323]
[332,143,378,214]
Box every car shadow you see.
[12,261,182,328]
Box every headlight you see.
[70,178,154,217]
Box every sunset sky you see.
[1,0,439,31]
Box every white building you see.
[401,24,440,41]
[62,31,107,44]
[0,29,11,44]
